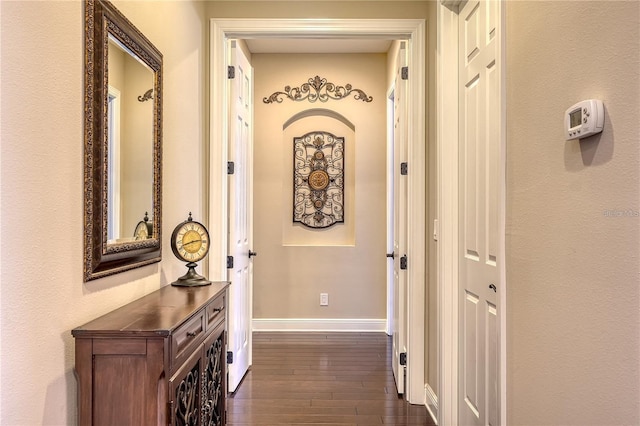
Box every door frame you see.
[207,17,427,404]
[436,1,507,424]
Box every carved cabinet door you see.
[169,323,226,426]
[170,348,203,426]
[202,323,226,426]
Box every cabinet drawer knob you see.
[187,331,197,338]
[213,307,223,313]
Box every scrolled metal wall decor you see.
[293,131,345,228]
[264,75,373,104]
[138,88,153,102]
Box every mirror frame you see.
[84,0,163,281]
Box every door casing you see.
[207,18,427,404]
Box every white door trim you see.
[208,17,427,404]
[436,4,460,424]
[437,2,507,425]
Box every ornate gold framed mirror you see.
[84,0,162,281]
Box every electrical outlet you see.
[320,293,329,306]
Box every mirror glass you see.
[84,0,163,281]
[106,35,155,243]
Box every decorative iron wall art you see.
[137,88,153,102]
[264,75,373,104]
[293,131,344,228]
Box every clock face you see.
[171,220,210,263]
[134,221,149,240]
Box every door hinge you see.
[227,255,234,269]
[399,352,407,366]
[228,65,235,79]
[227,351,234,364]
[400,255,408,270]
[227,161,235,175]
[401,66,409,80]
[400,162,408,175]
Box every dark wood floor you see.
[227,332,436,425]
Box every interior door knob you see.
[248,250,257,258]
[386,252,395,258]
[489,283,497,292]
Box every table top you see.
[72,282,229,337]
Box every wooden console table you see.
[72,282,229,425]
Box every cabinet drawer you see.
[171,310,205,369]
[206,295,225,330]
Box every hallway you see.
[227,332,435,425]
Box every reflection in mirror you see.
[107,35,154,243]
[84,0,162,281]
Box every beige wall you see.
[253,53,386,320]
[0,0,208,423]
[209,0,430,19]
[506,1,640,424]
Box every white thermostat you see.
[565,99,604,140]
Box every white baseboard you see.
[252,318,386,332]
[425,383,438,424]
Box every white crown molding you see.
[211,18,424,39]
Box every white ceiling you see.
[244,38,393,54]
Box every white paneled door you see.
[458,0,501,424]
[227,41,254,393]
[391,44,408,396]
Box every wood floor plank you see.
[227,332,436,425]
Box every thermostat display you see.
[565,99,604,140]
